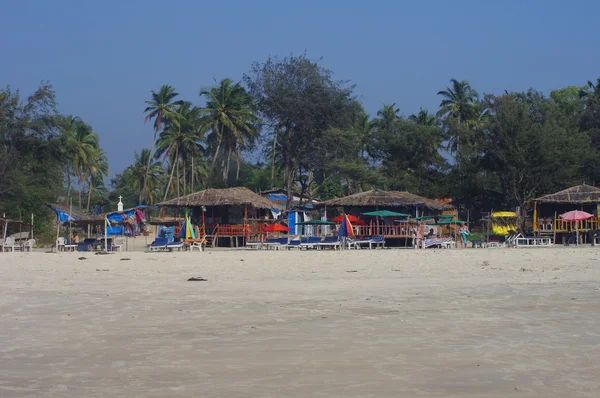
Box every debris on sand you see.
[96,269,109,272]
[187,277,207,281]
[120,258,131,261]
[78,257,87,260]
[346,270,357,273]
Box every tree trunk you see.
[66,170,72,206]
[142,129,159,205]
[176,157,180,197]
[182,160,186,196]
[271,130,278,187]
[78,187,82,210]
[191,157,194,192]
[163,148,178,201]
[211,126,223,170]
[86,180,93,212]
[223,148,231,185]
[235,151,241,181]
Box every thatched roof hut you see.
[315,190,452,211]
[533,184,600,204]
[159,187,281,210]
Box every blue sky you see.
[2,0,599,176]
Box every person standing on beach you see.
[459,223,470,248]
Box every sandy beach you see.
[1,248,599,397]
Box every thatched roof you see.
[315,190,452,211]
[534,184,600,204]
[159,187,282,210]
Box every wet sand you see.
[1,248,599,397]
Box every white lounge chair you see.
[112,237,125,252]
[22,239,35,252]
[167,241,185,251]
[2,237,19,252]
[190,237,206,252]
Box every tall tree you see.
[245,54,359,208]
[199,78,258,185]
[409,108,436,126]
[143,85,180,203]
[437,78,480,158]
[123,149,164,205]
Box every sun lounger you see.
[347,236,372,249]
[285,238,303,249]
[318,236,341,250]
[166,241,185,251]
[369,235,386,249]
[246,240,263,249]
[515,236,553,247]
[423,237,453,249]
[265,237,288,250]
[299,236,322,250]
[149,237,168,251]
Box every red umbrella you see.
[264,224,291,233]
[560,210,594,246]
[332,215,361,223]
[559,210,593,221]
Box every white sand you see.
[1,248,599,397]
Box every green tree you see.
[199,78,258,185]
[123,149,165,205]
[245,54,359,208]
[409,108,436,126]
[143,85,180,203]
[86,149,108,211]
[437,78,480,157]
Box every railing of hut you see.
[553,218,598,232]
[354,222,418,237]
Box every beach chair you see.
[368,235,386,249]
[285,238,303,250]
[189,236,206,252]
[265,237,288,250]
[347,236,372,250]
[56,237,66,252]
[166,240,185,251]
[149,237,168,251]
[2,237,19,252]
[77,238,97,252]
[505,231,522,247]
[112,237,125,252]
[299,236,322,250]
[22,239,35,252]
[245,239,263,249]
[318,236,341,250]
[423,237,452,249]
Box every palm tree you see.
[124,149,164,205]
[409,108,436,126]
[199,78,258,184]
[437,78,480,158]
[59,116,100,209]
[86,149,109,211]
[155,102,204,200]
[580,78,600,109]
[372,103,401,132]
[143,85,180,203]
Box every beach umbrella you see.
[332,214,361,223]
[264,223,291,233]
[560,210,594,246]
[361,210,410,217]
[338,214,355,249]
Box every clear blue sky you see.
[2,0,599,176]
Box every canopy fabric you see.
[296,220,336,226]
[559,210,594,222]
[432,220,467,225]
[338,215,355,238]
[491,211,517,217]
[332,215,361,223]
[264,224,291,233]
[362,210,410,217]
[416,215,454,221]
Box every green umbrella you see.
[296,220,336,226]
[416,215,454,221]
[362,210,410,217]
[432,219,467,225]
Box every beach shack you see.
[260,188,321,236]
[159,187,282,247]
[532,184,600,243]
[315,189,454,246]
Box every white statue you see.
[117,195,123,212]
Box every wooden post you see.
[533,201,538,233]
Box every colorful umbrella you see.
[559,210,594,222]
[337,214,355,238]
[332,215,361,223]
[560,210,594,246]
[264,223,291,233]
